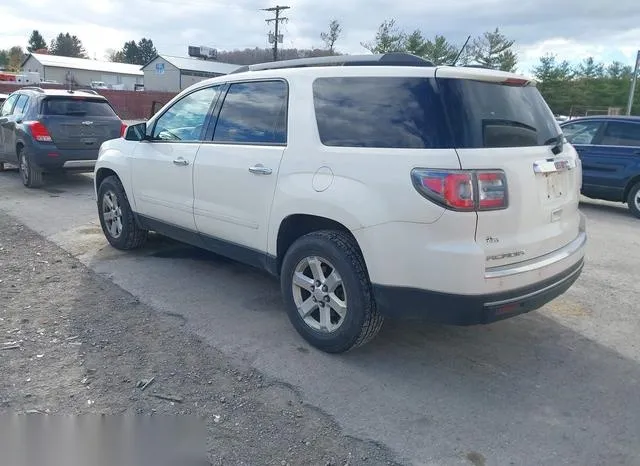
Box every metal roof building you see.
[141,55,241,92]
[21,53,144,90]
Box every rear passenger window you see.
[213,81,288,145]
[312,77,447,148]
[13,95,29,116]
[600,122,640,147]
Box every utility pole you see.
[263,5,289,61]
[626,50,640,115]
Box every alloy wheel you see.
[291,255,348,333]
[19,153,28,185]
[102,190,123,239]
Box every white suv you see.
[94,53,586,353]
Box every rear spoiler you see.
[434,66,536,86]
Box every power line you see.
[262,5,289,61]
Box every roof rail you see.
[20,86,45,92]
[230,53,434,74]
[68,88,102,96]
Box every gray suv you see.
[0,87,124,187]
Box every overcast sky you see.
[1,0,639,73]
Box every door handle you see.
[248,164,272,175]
[173,158,189,166]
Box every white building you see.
[141,55,240,92]
[21,53,144,90]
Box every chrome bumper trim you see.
[485,231,587,279]
[62,160,96,169]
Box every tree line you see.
[0,30,158,71]
[1,23,637,115]
[532,54,638,115]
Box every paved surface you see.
[1,169,639,465]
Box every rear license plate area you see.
[545,172,567,200]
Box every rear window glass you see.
[312,77,449,148]
[438,78,559,148]
[42,98,117,117]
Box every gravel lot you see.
[0,169,639,465]
[0,212,398,465]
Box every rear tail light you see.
[25,121,52,142]
[477,171,508,210]
[411,169,508,211]
[120,122,127,137]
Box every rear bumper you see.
[372,258,584,325]
[30,144,99,171]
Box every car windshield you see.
[437,78,560,149]
[42,97,117,117]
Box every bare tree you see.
[321,20,343,54]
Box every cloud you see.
[1,0,639,72]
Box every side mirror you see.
[124,122,148,141]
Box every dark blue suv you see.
[561,116,640,218]
[0,87,124,188]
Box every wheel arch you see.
[95,167,120,192]
[623,175,640,201]
[275,214,363,274]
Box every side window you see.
[213,80,288,145]
[151,86,220,142]
[599,122,640,147]
[1,94,18,117]
[13,95,29,116]
[312,77,447,148]
[561,121,602,145]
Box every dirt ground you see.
[0,213,400,466]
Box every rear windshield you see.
[312,76,558,149]
[437,78,560,149]
[42,97,117,117]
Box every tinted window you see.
[213,81,288,144]
[1,94,18,116]
[600,121,640,147]
[42,98,117,117]
[152,86,220,141]
[313,77,447,148]
[13,95,29,116]
[562,121,602,145]
[438,79,559,149]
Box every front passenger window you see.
[562,121,601,145]
[152,86,220,142]
[1,94,18,117]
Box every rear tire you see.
[627,182,640,219]
[280,230,384,353]
[18,148,43,188]
[97,175,148,250]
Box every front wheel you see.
[97,175,148,250]
[627,182,640,219]
[280,230,384,353]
